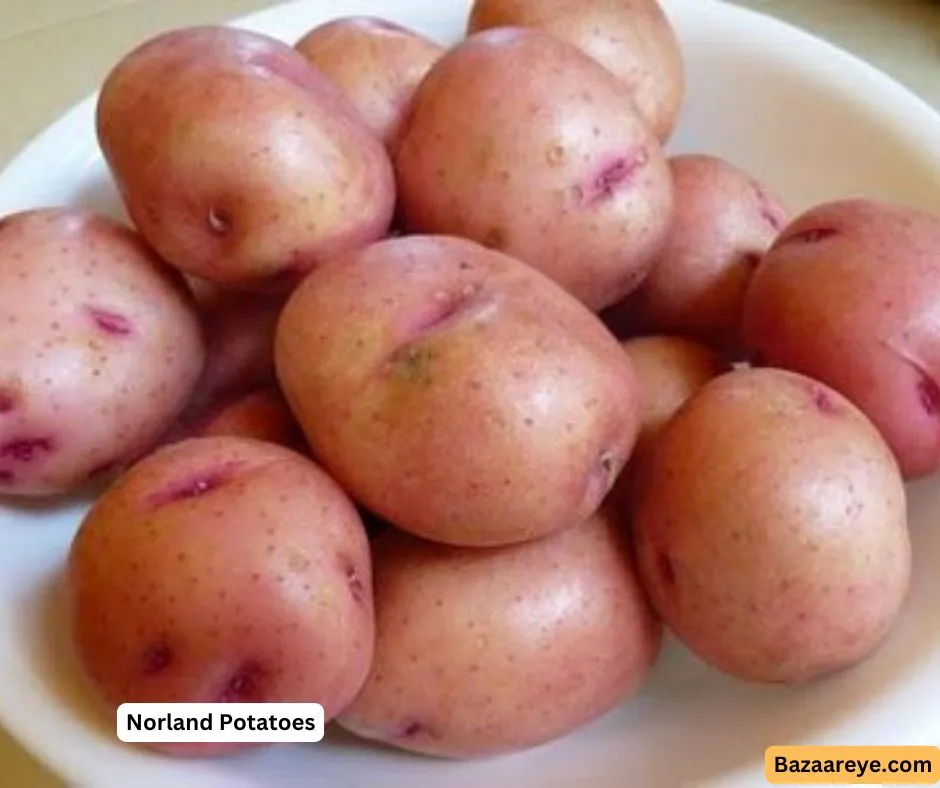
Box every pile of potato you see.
[0,0,935,762]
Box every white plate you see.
[3,0,940,786]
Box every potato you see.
[68,436,374,756]
[395,28,674,312]
[0,209,205,496]
[622,335,730,450]
[604,154,788,351]
[192,388,306,451]
[742,198,940,479]
[275,235,641,548]
[631,367,910,684]
[97,25,396,290]
[468,0,684,142]
[336,506,661,758]
[182,285,284,421]
[295,17,444,149]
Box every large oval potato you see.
[337,506,661,758]
[0,209,205,496]
[395,28,674,312]
[68,436,374,756]
[295,16,444,149]
[97,25,395,290]
[742,198,940,479]
[275,235,641,547]
[631,367,910,684]
[605,154,788,352]
[468,0,685,142]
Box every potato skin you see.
[193,388,306,451]
[395,28,674,312]
[631,368,910,684]
[0,209,205,496]
[336,506,661,758]
[606,154,788,351]
[622,335,729,450]
[742,198,940,479]
[68,437,374,756]
[96,25,395,289]
[468,0,685,142]
[275,235,641,547]
[295,16,443,148]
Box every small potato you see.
[395,28,674,312]
[295,17,444,148]
[468,0,684,142]
[275,235,641,548]
[68,437,374,756]
[622,335,730,450]
[742,198,940,479]
[0,209,205,496]
[632,368,910,684]
[604,154,788,351]
[192,388,306,451]
[337,506,661,758]
[97,25,395,289]
[183,285,285,420]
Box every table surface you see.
[1,0,939,784]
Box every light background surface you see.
[0,0,938,783]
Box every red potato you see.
[604,154,788,352]
[622,335,730,451]
[295,16,444,149]
[337,506,661,758]
[182,285,285,421]
[468,0,685,142]
[395,28,674,312]
[632,368,910,683]
[97,25,396,290]
[275,235,641,548]
[192,388,307,452]
[0,209,205,496]
[742,198,940,479]
[68,437,374,756]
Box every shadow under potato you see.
[72,171,127,224]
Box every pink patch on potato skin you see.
[807,383,839,415]
[0,470,12,485]
[146,461,245,510]
[142,643,173,675]
[917,374,940,416]
[216,660,267,703]
[776,227,839,247]
[0,438,54,463]
[87,306,134,337]
[0,391,15,414]
[579,150,649,206]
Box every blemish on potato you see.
[146,461,245,509]
[398,720,438,741]
[577,149,649,206]
[0,469,12,485]
[142,642,173,675]
[917,373,940,416]
[207,207,232,237]
[217,660,267,703]
[546,145,566,166]
[87,306,134,337]
[339,554,366,605]
[807,383,839,415]
[777,227,838,246]
[0,390,15,414]
[0,437,54,463]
